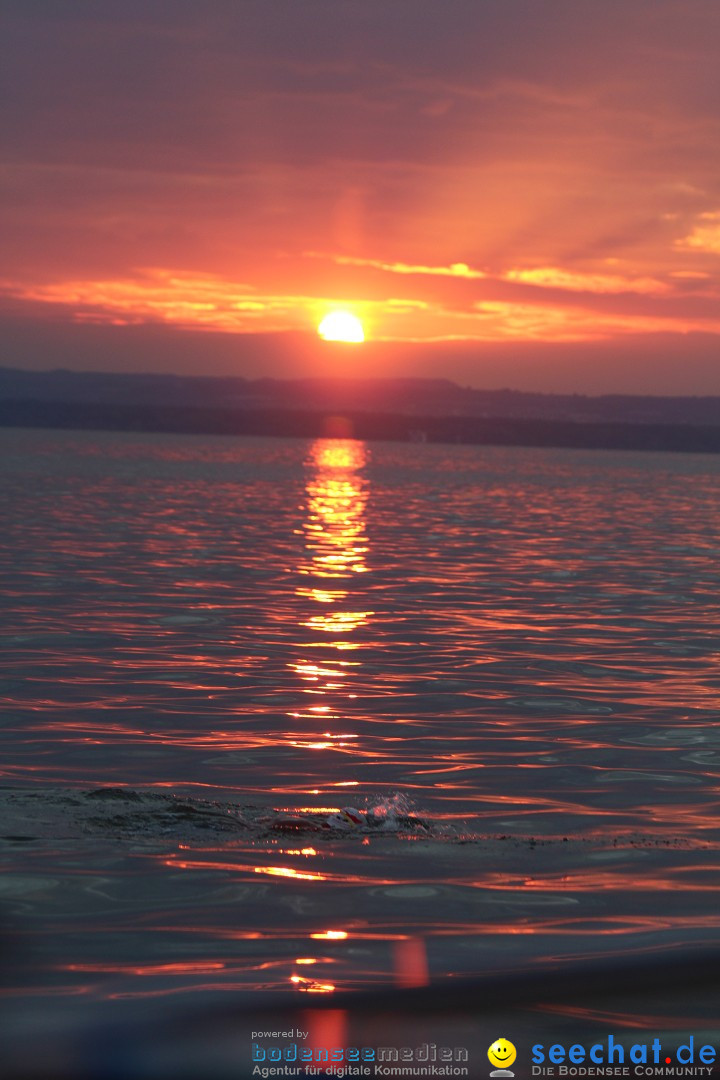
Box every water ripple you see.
[2,430,720,1003]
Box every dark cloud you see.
[3,0,718,169]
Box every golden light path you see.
[289,439,372,758]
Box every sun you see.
[317,310,365,343]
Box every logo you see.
[488,1038,516,1078]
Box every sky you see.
[1,0,720,393]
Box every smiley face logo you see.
[488,1039,516,1072]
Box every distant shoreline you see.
[3,398,720,454]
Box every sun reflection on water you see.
[288,438,371,769]
[299,439,370,584]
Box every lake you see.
[2,428,720,1070]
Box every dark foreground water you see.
[2,428,720,1073]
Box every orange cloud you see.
[321,254,487,279]
[6,271,289,332]
[677,212,720,255]
[471,300,719,342]
[504,267,670,295]
[668,270,712,279]
[3,261,720,348]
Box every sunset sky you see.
[2,0,720,393]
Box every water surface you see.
[2,428,720,1023]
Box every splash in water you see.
[266,793,432,835]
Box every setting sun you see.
[318,311,365,343]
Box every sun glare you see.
[318,311,365,343]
